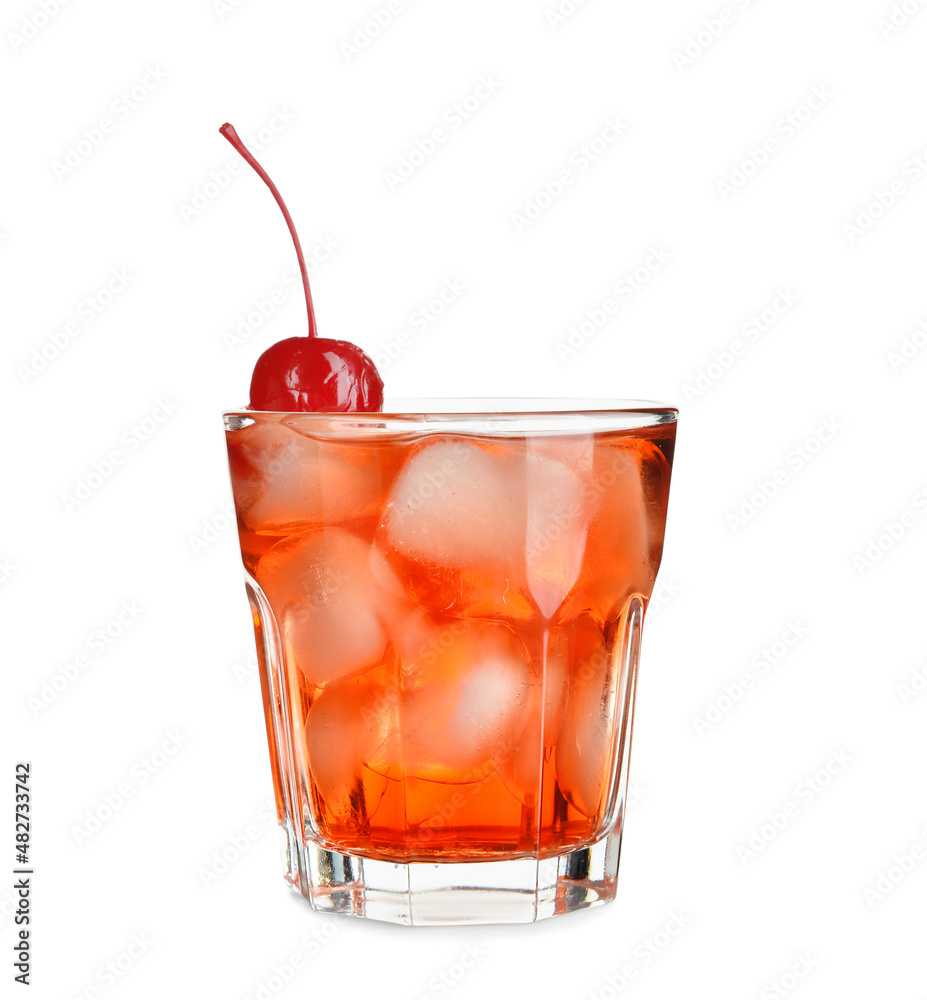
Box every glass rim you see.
[224,397,678,429]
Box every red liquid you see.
[227,418,674,862]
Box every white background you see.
[5,0,927,997]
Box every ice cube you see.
[378,619,533,783]
[557,441,653,623]
[524,452,587,618]
[553,615,619,818]
[380,438,586,619]
[497,627,570,802]
[229,418,385,534]
[383,438,521,565]
[256,528,397,687]
[304,665,396,822]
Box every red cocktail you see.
[225,402,676,923]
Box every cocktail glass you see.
[224,398,676,925]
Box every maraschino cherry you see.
[219,123,384,413]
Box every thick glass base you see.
[281,827,623,925]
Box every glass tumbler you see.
[223,399,677,925]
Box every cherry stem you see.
[219,122,317,338]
